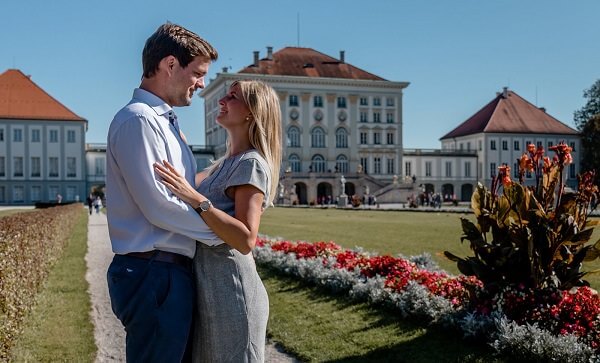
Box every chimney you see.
[253,51,259,67]
[222,67,228,73]
[266,46,273,60]
[340,50,345,63]
[502,86,509,98]
[539,107,546,113]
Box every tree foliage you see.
[574,80,600,180]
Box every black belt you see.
[126,250,192,271]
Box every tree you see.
[574,80,600,184]
[574,79,600,129]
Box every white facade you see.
[0,119,87,204]
[201,72,409,204]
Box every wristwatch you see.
[195,200,213,214]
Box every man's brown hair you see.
[142,23,218,78]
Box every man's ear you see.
[159,55,177,75]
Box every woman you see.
[154,79,282,362]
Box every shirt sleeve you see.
[109,113,220,244]
[225,158,270,208]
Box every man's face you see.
[168,56,210,107]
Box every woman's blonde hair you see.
[206,80,282,205]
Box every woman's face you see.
[216,83,251,129]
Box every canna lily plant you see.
[445,142,600,293]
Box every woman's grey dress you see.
[193,150,270,362]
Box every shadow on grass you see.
[259,266,503,363]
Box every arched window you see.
[287,126,300,147]
[311,127,326,148]
[336,154,348,173]
[335,127,348,148]
[288,154,301,172]
[311,154,326,173]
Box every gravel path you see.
[85,211,299,363]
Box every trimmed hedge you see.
[0,204,81,360]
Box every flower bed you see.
[254,237,600,362]
[0,204,82,360]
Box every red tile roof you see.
[0,69,86,121]
[440,89,578,139]
[237,47,386,81]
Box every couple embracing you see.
[106,23,282,363]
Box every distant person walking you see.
[87,194,94,215]
[94,196,102,214]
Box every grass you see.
[261,267,501,363]
[258,207,600,362]
[0,209,36,218]
[10,210,96,362]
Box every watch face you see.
[338,110,347,122]
[290,109,299,121]
[314,109,323,122]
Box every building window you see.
[373,132,381,145]
[359,112,368,123]
[287,126,301,147]
[13,129,23,142]
[311,127,325,148]
[313,95,323,107]
[459,143,464,150]
[289,95,298,107]
[335,128,348,148]
[31,186,41,202]
[373,112,381,123]
[0,186,4,202]
[387,158,394,174]
[337,97,346,108]
[569,164,576,179]
[13,157,23,177]
[288,154,301,172]
[502,140,508,150]
[49,157,59,177]
[31,129,40,142]
[513,162,519,178]
[464,162,471,177]
[66,186,77,201]
[48,186,59,201]
[360,157,368,174]
[386,98,395,107]
[548,141,553,148]
[536,141,543,148]
[405,162,412,177]
[311,154,325,173]
[569,142,576,152]
[467,142,471,150]
[360,132,368,145]
[336,154,348,173]
[490,163,497,177]
[67,130,76,143]
[478,140,482,151]
[425,161,432,177]
[0,157,4,177]
[374,157,381,174]
[31,157,41,177]
[514,140,520,151]
[525,140,531,149]
[0,129,4,142]
[386,132,394,145]
[49,130,58,143]
[386,113,394,123]
[445,161,452,177]
[12,186,24,202]
[67,157,77,177]
[359,97,368,106]
[95,158,105,176]
[490,140,496,150]
[373,97,381,106]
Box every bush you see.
[0,204,81,360]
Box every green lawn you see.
[260,207,600,288]
[258,207,600,362]
[10,210,96,362]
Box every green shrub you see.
[0,204,81,360]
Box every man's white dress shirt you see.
[106,88,221,258]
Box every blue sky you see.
[1,0,598,148]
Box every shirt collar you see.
[132,88,173,117]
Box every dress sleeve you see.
[225,158,270,208]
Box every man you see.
[106,23,219,362]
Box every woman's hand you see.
[154,160,202,208]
